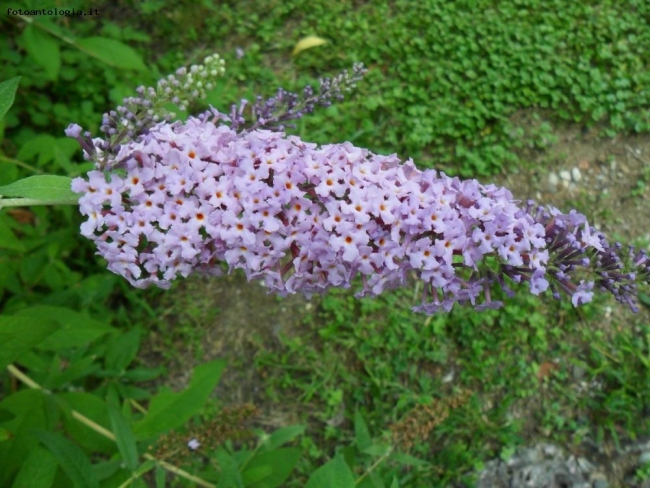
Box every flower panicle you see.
[66,54,225,170]
[70,112,649,314]
[226,62,368,132]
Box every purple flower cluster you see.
[70,114,648,313]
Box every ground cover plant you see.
[1,0,650,487]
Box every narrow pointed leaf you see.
[11,446,57,488]
[305,455,355,488]
[0,176,77,204]
[34,430,99,488]
[0,77,21,121]
[0,316,59,370]
[107,403,139,472]
[76,37,147,71]
[292,36,328,56]
[133,359,226,439]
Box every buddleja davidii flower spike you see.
[224,63,368,133]
[521,202,650,312]
[65,54,225,171]
[71,113,648,314]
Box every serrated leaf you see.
[263,425,305,451]
[22,25,60,80]
[0,175,78,205]
[0,77,21,121]
[0,315,59,370]
[241,447,301,488]
[76,37,147,71]
[133,360,226,439]
[107,403,139,472]
[34,430,99,488]
[10,446,58,488]
[305,455,355,488]
[292,36,328,56]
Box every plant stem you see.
[6,363,217,488]
[354,447,392,486]
[0,197,79,208]
[0,155,42,173]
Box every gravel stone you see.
[559,170,572,182]
[548,172,559,187]
[571,167,582,182]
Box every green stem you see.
[354,448,392,486]
[15,14,114,67]
[0,155,42,174]
[0,198,79,208]
[6,363,216,488]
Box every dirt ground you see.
[141,114,650,485]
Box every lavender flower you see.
[66,54,225,170]
[69,113,649,313]
[225,63,368,132]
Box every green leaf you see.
[133,359,226,439]
[354,410,372,451]
[105,327,141,374]
[22,25,60,80]
[0,390,48,487]
[215,447,244,488]
[132,459,157,478]
[11,446,58,488]
[0,315,59,370]
[389,451,428,467]
[76,37,147,71]
[56,393,115,455]
[305,455,355,488]
[241,447,301,488]
[389,477,400,488]
[0,217,24,251]
[107,403,139,472]
[0,176,78,205]
[263,425,305,451]
[0,408,16,423]
[0,77,21,121]
[14,306,115,350]
[155,466,166,488]
[92,459,122,481]
[361,444,391,456]
[17,135,58,167]
[638,292,650,310]
[34,430,99,488]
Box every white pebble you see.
[571,168,581,182]
[559,170,571,182]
